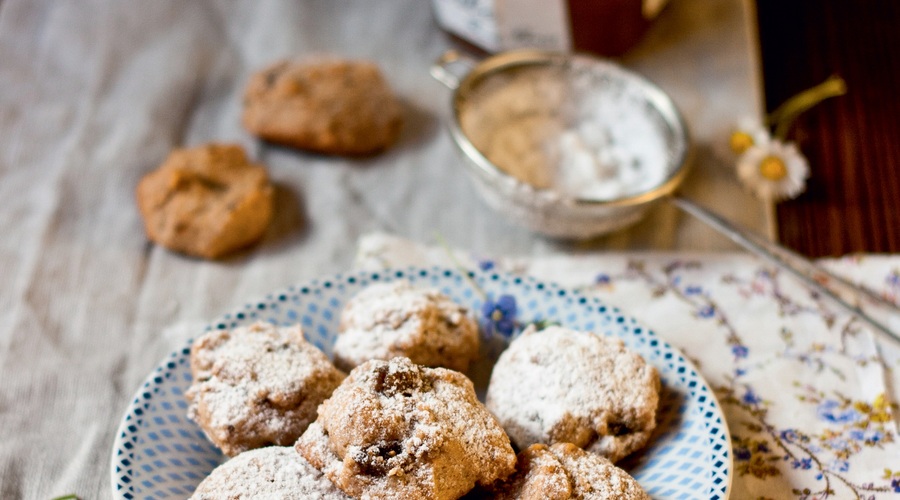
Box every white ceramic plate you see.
[111,267,732,499]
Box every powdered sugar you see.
[190,446,351,499]
[185,293,660,495]
[186,322,345,456]
[334,281,479,372]
[460,57,671,201]
[491,443,651,499]
[485,326,660,463]
[296,357,516,500]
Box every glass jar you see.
[430,0,668,57]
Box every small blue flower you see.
[824,437,850,451]
[887,272,900,287]
[791,458,812,470]
[780,429,798,442]
[816,400,860,424]
[831,460,850,473]
[865,430,884,444]
[734,447,751,461]
[732,345,749,359]
[698,305,715,318]
[595,273,611,285]
[481,295,517,338]
[685,285,703,296]
[891,477,900,493]
[742,388,762,405]
[735,368,747,377]
[849,429,866,441]
[847,428,884,444]
[757,442,769,453]
[478,260,496,271]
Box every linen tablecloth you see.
[355,233,900,498]
[0,0,819,498]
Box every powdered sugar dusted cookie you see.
[242,59,403,155]
[485,326,659,463]
[491,443,650,500]
[186,322,345,457]
[295,357,516,500]
[190,446,350,499]
[333,281,479,373]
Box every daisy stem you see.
[767,74,847,140]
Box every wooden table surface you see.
[756,0,900,256]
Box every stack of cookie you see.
[185,281,659,499]
[137,59,404,260]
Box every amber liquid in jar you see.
[568,0,653,56]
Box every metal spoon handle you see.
[670,196,900,346]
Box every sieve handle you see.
[431,50,479,90]
[670,195,900,346]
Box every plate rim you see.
[110,266,733,499]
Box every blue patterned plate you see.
[111,267,732,499]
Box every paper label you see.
[495,0,571,51]
[431,0,500,52]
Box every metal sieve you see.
[432,49,690,239]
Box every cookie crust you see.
[186,322,345,457]
[333,281,480,372]
[296,357,516,500]
[190,446,350,499]
[491,443,650,500]
[486,326,660,463]
[242,59,403,155]
[136,143,273,259]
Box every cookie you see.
[190,446,351,500]
[490,443,650,500]
[242,59,403,155]
[295,357,516,500]
[136,143,273,259]
[186,322,345,457]
[485,326,659,462]
[333,281,480,372]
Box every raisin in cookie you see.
[242,59,403,155]
[333,281,479,372]
[490,443,650,500]
[186,322,345,457]
[485,326,659,463]
[296,357,516,500]
[190,446,350,500]
[136,143,273,259]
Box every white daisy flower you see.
[729,116,771,154]
[737,139,809,201]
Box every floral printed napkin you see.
[354,233,900,499]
